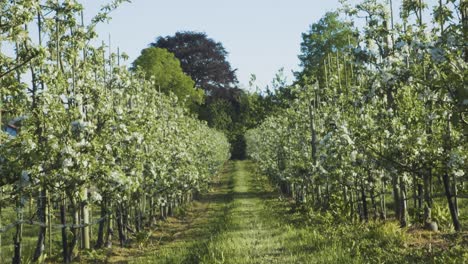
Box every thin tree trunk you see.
[343,184,348,215]
[149,196,156,226]
[443,114,461,231]
[399,176,408,227]
[417,181,423,221]
[392,174,400,221]
[60,194,70,264]
[12,223,23,264]
[168,198,173,217]
[460,0,467,62]
[105,201,113,248]
[117,204,126,247]
[33,188,47,261]
[423,169,433,223]
[81,188,90,249]
[96,198,106,248]
[380,178,387,220]
[453,172,459,217]
[370,186,377,220]
[141,193,146,229]
[361,181,369,222]
[12,178,24,264]
[68,200,79,261]
[350,190,355,222]
[48,194,52,256]
[135,205,140,232]
[443,172,461,231]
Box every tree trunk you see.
[60,194,70,264]
[442,172,461,231]
[399,176,408,227]
[452,172,459,217]
[12,178,25,264]
[370,186,377,220]
[443,114,461,231]
[417,181,423,221]
[361,182,368,222]
[392,174,400,221]
[117,204,126,247]
[168,198,173,217]
[105,201,113,248]
[149,196,156,226]
[423,169,433,223]
[81,188,90,249]
[135,205,140,232]
[343,184,348,215]
[380,179,387,220]
[12,220,23,264]
[96,198,106,248]
[350,190,355,222]
[123,202,129,238]
[141,193,146,229]
[33,188,47,261]
[68,200,79,261]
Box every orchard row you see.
[0,1,230,263]
[247,0,467,231]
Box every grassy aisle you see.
[122,160,466,264]
[194,161,353,264]
[133,160,343,263]
[131,160,302,264]
[126,162,234,264]
[198,160,289,263]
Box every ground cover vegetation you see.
[130,161,468,264]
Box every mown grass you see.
[258,171,468,263]
[128,162,235,264]
[3,161,465,263]
[130,160,468,264]
[193,161,361,264]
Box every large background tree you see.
[151,31,252,159]
[132,47,204,112]
[297,12,357,86]
[152,31,237,93]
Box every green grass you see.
[193,161,360,263]
[133,161,468,264]
[2,161,467,263]
[129,162,236,264]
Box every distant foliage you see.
[152,31,237,93]
[151,31,257,159]
[132,47,204,111]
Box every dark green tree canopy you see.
[151,31,238,93]
[149,31,251,159]
[132,47,204,111]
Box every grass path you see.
[131,160,329,264]
[2,161,465,263]
[199,160,291,263]
[115,160,466,264]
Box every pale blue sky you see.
[81,0,425,90]
[81,0,347,90]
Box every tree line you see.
[247,0,467,231]
[0,1,229,263]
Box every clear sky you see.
[81,0,347,91]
